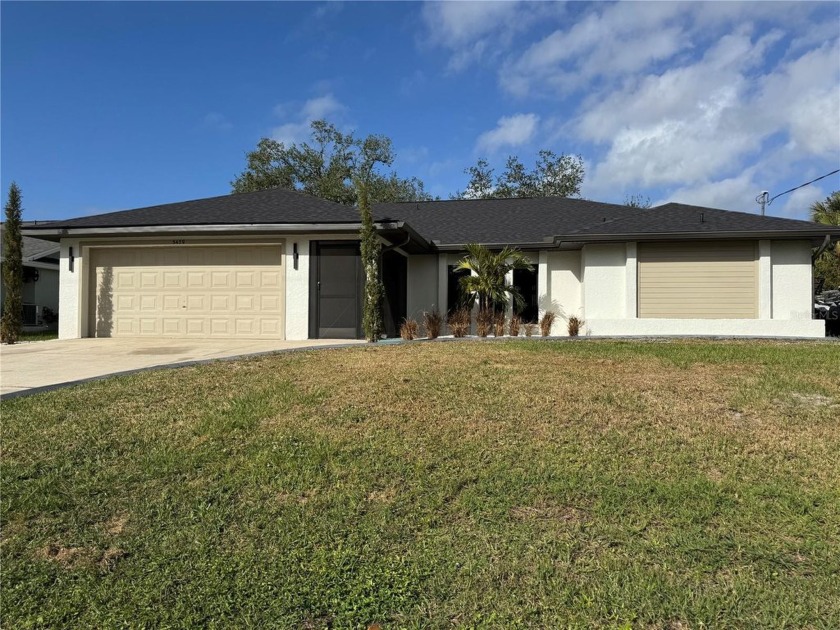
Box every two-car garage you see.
[87,244,285,339]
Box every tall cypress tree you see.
[2,182,24,344]
[357,180,383,342]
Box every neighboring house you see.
[22,188,840,340]
[0,224,61,328]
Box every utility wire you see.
[768,168,840,205]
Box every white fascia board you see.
[23,260,60,271]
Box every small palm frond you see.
[810,191,840,226]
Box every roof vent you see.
[700,212,705,223]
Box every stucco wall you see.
[582,239,822,338]
[771,240,814,321]
[545,250,582,335]
[284,238,310,341]
[406,254,438,321]
[581,243,627,320]
[58,239,83,339]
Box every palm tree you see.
[455,243,534,311]
[810,191,840,226]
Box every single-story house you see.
[22,188,840,340]
[1,224,61,329]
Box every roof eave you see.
[21,222,399,240]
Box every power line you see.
[769,169,840,204]
[756,168,840,215]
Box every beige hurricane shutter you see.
[638,241,757,319]
[89,245,285,338]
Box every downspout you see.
[812,234,834,262]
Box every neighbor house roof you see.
[0,224,60,262]
[22,187,840,249]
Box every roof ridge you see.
[373,195,630,208]
[655,202,825,227]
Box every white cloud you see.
[272,93,346,145]
[499,2,691,97]
[421,1,561,71]
[475,113,539,153]
[579,26,839,213]
[418,1,838,220]
[657,171,761,213]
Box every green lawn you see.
[2,340,839,628]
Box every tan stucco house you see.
[22,188,840,340]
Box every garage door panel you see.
[260,319,280,335]
[141,295,160,311]
[638,241,757,319]
[116,320,136,336]
[236,271,257,287]
[186,319,207,335]
[139,272,158,288]
[187,271,206,288]
[210,319,231,335]
[260,271,282,288]
[162,319,183,335]
[211,272,231,288]
[89,245,284,338]
[139,319,159,335]
[157,295,176,311]
[210,295,230,311]
[235,295,256,310]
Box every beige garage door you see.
[89,245,285,338]
[638,241,757,319]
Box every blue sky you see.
[2,1,838,222]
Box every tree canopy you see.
[624,194,652,209]
[810,191,840,226]
[231,120,431,204]
[455,150,584,200]
[811,191,840,289]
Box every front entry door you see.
[311,242,363,339]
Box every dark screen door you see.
[312,242,362,339]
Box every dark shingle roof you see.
[22,187,840,246]
[374,197,639,245]
[567,203,840,238]
[0,224,60,261]
[34,187,361,229]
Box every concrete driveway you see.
[0,337,366,398]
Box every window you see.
[513,268,538,323]
[447,265,471,314]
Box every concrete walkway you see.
[0,337,366,399]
